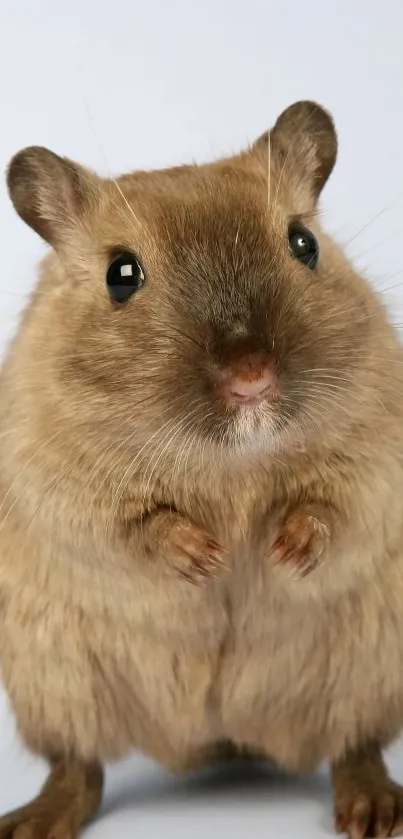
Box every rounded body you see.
[2,101,403,785]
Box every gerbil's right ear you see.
[6,146,99,248]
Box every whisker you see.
[0,429,64,522]
[105,399,204,543]
[83,96,147,241]
[343,190,403,248]
[140,402,204,505]
[267,129,271,208]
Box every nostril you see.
[230,373,274,400]
[215,357,278,406]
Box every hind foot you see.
[0,759,103,839]
[332,745,403,838]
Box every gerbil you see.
[1,101,403,839]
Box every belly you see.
[1,557,229,768]
[217,560,403,770]
[3,549,403,773]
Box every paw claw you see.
[205,549,228,568]
[168,522,228,585]
[270,510,330,578]
[207,539,227,553]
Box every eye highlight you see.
[106,252,145,303]
[288,223,319,269]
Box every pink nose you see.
[215,354,277,407]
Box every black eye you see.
[288,223,319,269]
[106,251,145,303]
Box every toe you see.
[374,792,395,837]
[391,792,403,837]
[13,825,35,839]
[335,804,350,834]
[0,809,23,839]
[8,819,75,839]
[348,796,372,839]
[48,819,75,839]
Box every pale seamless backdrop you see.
[0,0,403,836]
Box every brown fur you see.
[1,101,403,837]
[0,759,103,837]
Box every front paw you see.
[163,516,229,586]
[269,508,331,579]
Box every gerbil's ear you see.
[253,101,337,209]
[7,146,98,248]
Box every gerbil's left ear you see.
[252,101,337,210]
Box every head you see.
[6,101,384,468]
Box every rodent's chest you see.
[150,474,279,553]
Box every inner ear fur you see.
[7,146,99,247]
[252,100,338,208]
